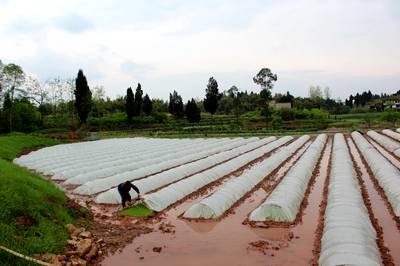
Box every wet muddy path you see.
[101,138,334,266]
[348,137,400,265]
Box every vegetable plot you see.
[352,131,400,216]
[16,138,198,176]
[65,137,254,184]
[367,130,400,156]
[182,135,310,219]
[63,138,226,182]
[73,138,254,195]
[382,129,400,142]
[53,139,197,179]
[248,134,326,222]
[95,137,277,204]
[319,134,381,266]
[142,136,294,212]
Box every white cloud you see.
[0,0,399,100]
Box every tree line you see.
[1,59,399,133]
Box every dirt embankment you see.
[34,199,152,266]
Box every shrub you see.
[382,110,400,126]
[277,108,296,121]
[0,102,41,133]
[272,116,283,129]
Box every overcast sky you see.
[0,0,399,101]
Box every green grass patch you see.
[119,203,153,217]
[0,133,89,265]
[0,133,59,161]
[0,159,89,265]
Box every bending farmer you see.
[117,181,140,208]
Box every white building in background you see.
[391,102,400,110]
[269,100,292,109]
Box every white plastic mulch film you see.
[382,129,400,142]
[183,135,311,219]
[95,136,278,204]
[15,137,202,177]
[73,137,259,195]
[248,134,326,222]
[142,136,295,212]
[66,137,254,185]
[319,133,381,266]
[352,131,400,216]
[367,130,400,155]
[15,138,150,171]
[65,137,229,183]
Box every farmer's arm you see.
[131,184,140,194]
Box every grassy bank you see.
[0,133,59,161]
[0,134,88,266]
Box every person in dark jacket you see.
[117,181,140,208]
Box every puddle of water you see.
[348,137,400,265]
[258,138,332,266]
[101,140,323,266]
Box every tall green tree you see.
[168,90,184,118]
[228,85,242,124]
[0,63,25,131]
[203,77,222,116]
[185,98,201,123]
[142,94,153,115]
[125,87,135,123]
[3,91,12,110]
[74,69,92,127]
[253,68,277,127]
[134,83,143,116]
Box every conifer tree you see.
[125,87,135,122]
[185,98,201,123]
[168,90,184,118]
[142,94,153,115]
[203,77,221,116]
[134,83,143,116]
[74,69,92,126]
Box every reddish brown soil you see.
[101,138,327,266]
[311,137,333,266]
[15,215,37,228]
[246,137,327,228]
[16,147,43,157]
[181,138,312,222]
[381,130,400,144]
[148,137,297,216]
[347,137,394,265]
[89,220,152,263]
[349,137,400,261]
[251,137,332,265]
[27,135,400,265]
[147,138,290,195]
[366,136,400,169]
[359,138,400,230]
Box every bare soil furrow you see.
[346,136,394,266]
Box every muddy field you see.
[15,130,400,265]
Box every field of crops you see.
[14,129,400,265]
